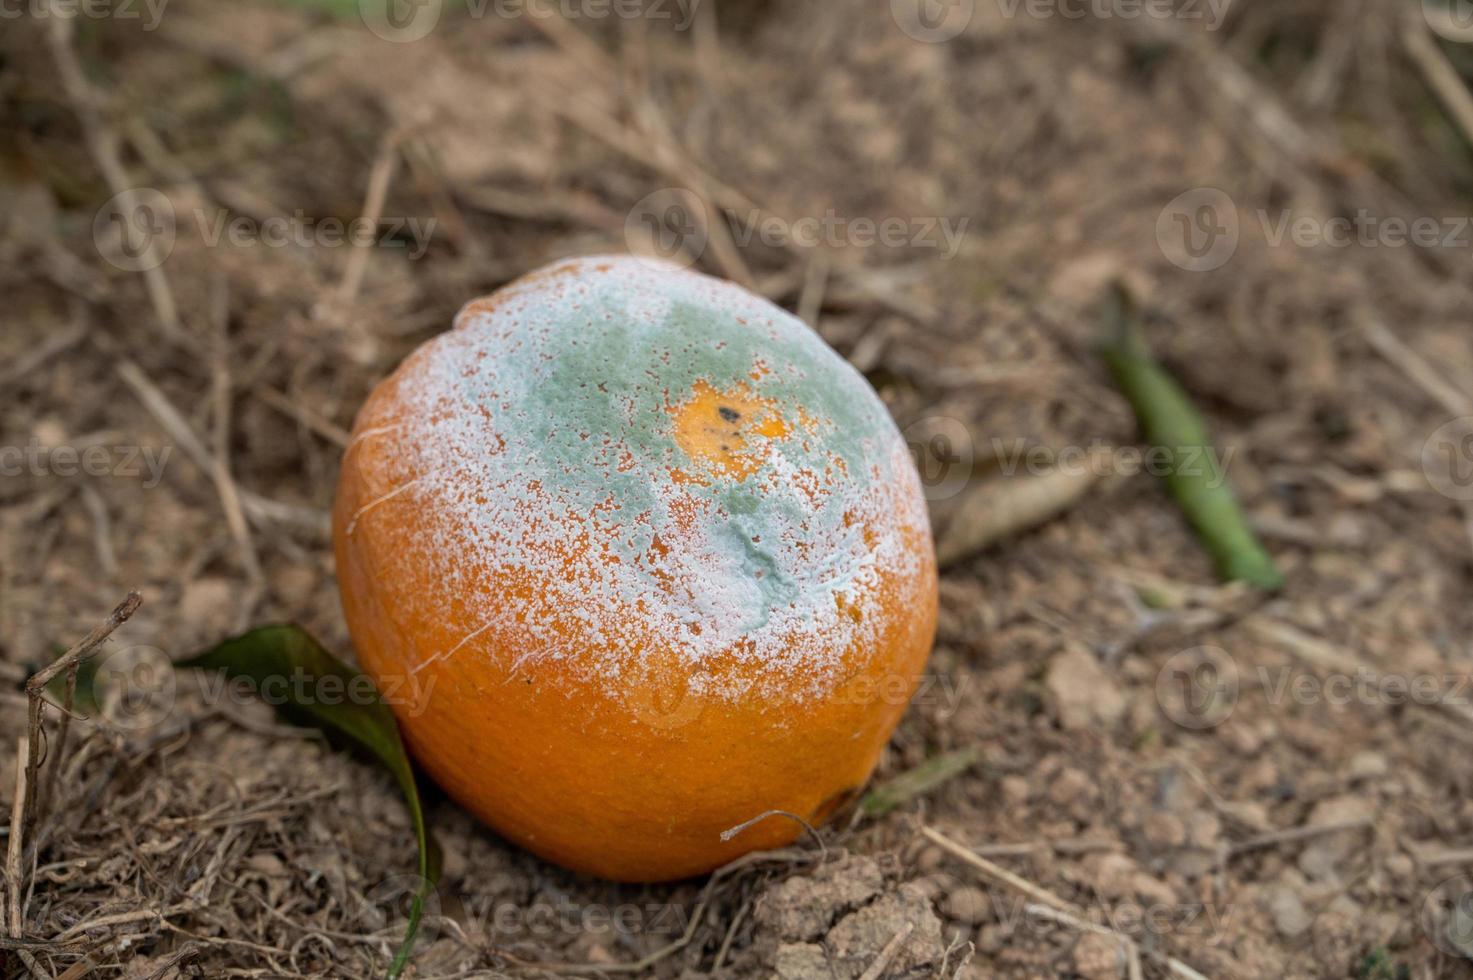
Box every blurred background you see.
[5,0,1473,977]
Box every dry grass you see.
[4,0,1473,976]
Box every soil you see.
[5,0,1473,977]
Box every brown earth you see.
[4,0,1473,976]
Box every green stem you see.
[1098,285,1283,590]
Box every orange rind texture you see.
[333,255,938,881]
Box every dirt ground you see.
[6,0,1473,976]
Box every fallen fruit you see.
[333,255,937,881]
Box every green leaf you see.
[177,626,438,979]
[264,0,363,20]
[861,746,982,818]
[1098,284,1284,590]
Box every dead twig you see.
[513,847,818,975]
[1026,904,1205,980]
[720,809,827,861]
[7,736,30,939]
[921,826,1085,917]
[1228,817,1374,858]
[796,252,830,329]
[31,661,78,830]
[1361,317,1473,418]
[856,921,914,980]
[1247,617,1473,728]
[1403,15,1473,155]
[253,388,351,448]
[331,133,405,312]
[26,591,143,835]
[51,904,198,945]
[923,826,1213,980]
[208,279,264,587]
[78,485,119,580]
[43,2,183,343]
[710,897,751,976]
[0,317,86,390]
[53,960,91,980]
[114,359,330,537]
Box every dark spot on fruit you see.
[718,406,741,422]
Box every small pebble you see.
[943,885,991,925]
[1072,931,1124,980]
[1268,887,1311,938]
[1349,751,1389,781]
[1142,811,1187,849]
